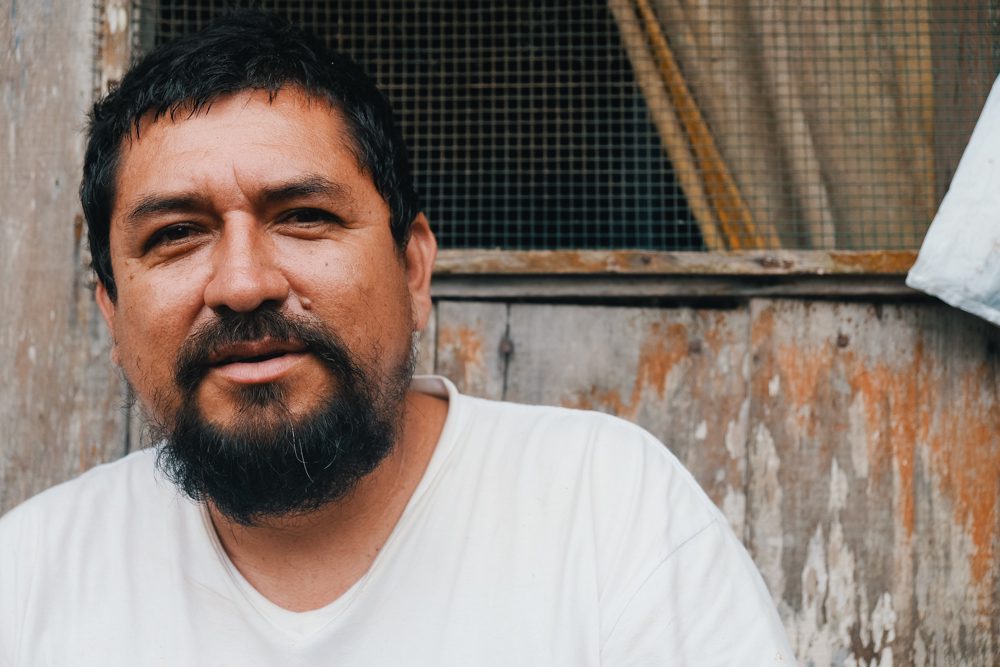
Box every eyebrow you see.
[123,194,207,228]
[121,175,353,227]
[257,175,352,207]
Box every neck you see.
[207,389,448,611]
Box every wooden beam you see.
[430,276,920,300]
[433,249,917,277]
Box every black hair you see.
[81,10,419,300]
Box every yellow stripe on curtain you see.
[609,0,780,250]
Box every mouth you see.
[206,339,309,384]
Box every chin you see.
[149,307,416,525]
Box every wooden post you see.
[0,0,128,513]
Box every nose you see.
[203,220,290,313]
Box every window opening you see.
[133,1,1000,253]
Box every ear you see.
[403,213,437,332]
[95,281,121,366]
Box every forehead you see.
[112,88,382,220]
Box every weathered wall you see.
[0,0,127,511]
[434,298,1000,666]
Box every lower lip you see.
[209,352,308,384]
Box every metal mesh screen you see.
[132,1,999,252]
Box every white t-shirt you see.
[0,377,793,666]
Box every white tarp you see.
[907,75,1000,326]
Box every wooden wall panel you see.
[413,302,437,377]
[503,304,752,535]
[433,301,508,400]
[747,300,1000,665]
[0,1,126,513]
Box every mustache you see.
[174,308,362,394]
[158,306,411,526]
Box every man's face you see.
[96,88,435,521]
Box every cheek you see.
[297,258,412,345]
[114,288,198,379]
[113,306,191,421]
[114,312,168,382]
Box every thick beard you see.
[151,308,415,527]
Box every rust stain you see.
[702,312,728,355]
[846,344,923,539]
[750,304,776,349]
[926,368,999,584]
[847,340,999,585]
[437,326,485,390]
[765,330,837,439]
[434,249,917,276]
[636,322,688,397]
[435,250,625,275]
[828,251,916,275]
[78,442,101,473]
[562,322,687,420]
[437,326,484,367]
[775,342,835,413]
[748,305,779,414]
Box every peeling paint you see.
[775,338,835,434]
[913,634,927,667]
[749,423,785,601]
[635,322,688,399]
[437,325,485,391]
[793,525,835,664]
[825,521,859,655]
[561,321,687,420]
[725,398,749,461]
[106,2,128,35]
[789,519,901,667]
[721,485,746,537]
[846,349,919,539]
[846,341,998,585]
[848,393,870,479]
[925,370,1000,585]
[871,593,898,659]
[751,301,999,663]
[829,458,848,512]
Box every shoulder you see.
[0,448,163,530]
[449,397,792,661]
[0,448,180,562]
[458,390,710,491]
[447,389,725,550]
[451,385,670,458]
[420,374,663,450]
[0,449,171,661]
[439,389,782,650]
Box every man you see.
[0,11,793,665]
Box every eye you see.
[144,223,198,252]
[281,208,341,226]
